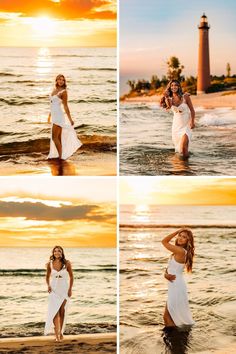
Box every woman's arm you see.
[46,262,51,293]
[66,261,74,297]
[61,91,74,126]
[185,94,195,129]
[161,229,185,255]
[47,113,51,123]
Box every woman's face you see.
[57,76,65,87]
[53,247,62,259]
[177,231,188,246]
[170,82,179,93]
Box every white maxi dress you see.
[167,254,194,327]
[44,262,70,335]
[171,94,192,153]
[48,89,82,160]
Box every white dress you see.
[171,95,192,153]
[167,254,194,327]
[47,89,82,160]
[44,261,70,335]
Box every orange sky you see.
[0,178,116,247]
[0,0,116,46]
[120,177,236,206]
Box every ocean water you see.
[120,103,236,175]
[120,205,236,353]
[0,47,116,172]
[0,248,116,338]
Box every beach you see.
[0,333,117,353]
[0,47,116,176]
[120,204,236,354]
[0,248,116,339]
[120,91,236,175]
[122,91,236,109]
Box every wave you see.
[0,322,116,338]
[0,72,22,77]
[0,267,116,277]
[0,97,116,106]
[76,98,116,104]
[120,224,236,229]
[0,95,49,106]
[77,67,116,71]
[199,112,236,127]
[0,133,116,156]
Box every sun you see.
[30,16,57,38]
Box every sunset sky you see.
[0,178,116,247]
[0,0,116,47]
[120,177,236,206]
[120,0,236,93]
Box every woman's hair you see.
[160,79,183,109]
[175,229,195,273]
[50,245,67,266]
[55,74,67,89]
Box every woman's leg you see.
[52,124,62,159]
[179,134,189,157]
[53,311,60,341]
[59,299,67,340]
[163,303,176,327]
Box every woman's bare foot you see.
[60,333,64,341]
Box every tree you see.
[166,56,184,81]
[150,75,161,89]
[226,63,231,77]
[127,80,136,92]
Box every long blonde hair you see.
[175,229,195,273]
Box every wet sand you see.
[0,333,117,353]
[122,91,236,109]
[0,152,116,176]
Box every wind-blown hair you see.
[175,229,195,273]
[55,74,67,89]
[160,79,183,109]
[50,245,67,267]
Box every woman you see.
[47,74,82,160]
[44,246,73,341]
[160,80,195,158]
[162,228,195,328]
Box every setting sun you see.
[30,16,57,37]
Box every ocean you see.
[120,205,236,353]
[0,47,116,174]
[120,102,236,175]
[0,247,116,338]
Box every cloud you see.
[0,200,115,221]
[0,0,116,20]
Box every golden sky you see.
[120,177,236,206]
[0,178,116,247]
[0,0,116,47]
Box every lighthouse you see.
[197,13,211,94]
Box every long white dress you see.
[171,95,192,153]
[167,255,194,327]
[44,261,70,335]
[47,89,82,160]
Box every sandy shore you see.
[0,333,117,353]
[122,91,236,109]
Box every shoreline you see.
[121,91,236,109]
[0,333,117,353]
[0,151,116,176]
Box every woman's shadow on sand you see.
[48,159,78,176]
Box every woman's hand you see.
[68,288,72,297]
[47,114,51,124]
[70,120,74,126]
[48,285,52,293]
[190,120,195,129]
[164,272,176,282]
